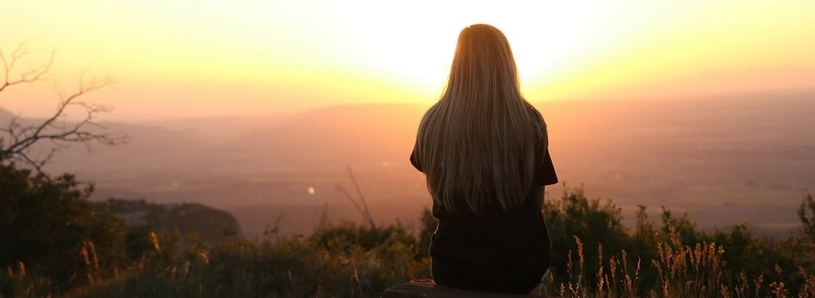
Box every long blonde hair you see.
[415,24,546,213]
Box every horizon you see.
[1,1,814,121]
[3,88,815,123]
[19,94,812,239]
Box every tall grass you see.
[72,222,430,298]
[541,226,815,298]
[4,190,815,297]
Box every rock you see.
[382,279,532,298]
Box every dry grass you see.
[541,226,815,298]
[5,191,815,297]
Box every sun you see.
[338,6,460,95]
[335,2,603,99]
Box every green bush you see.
[541,188,815,297]
[543,186,632,288]
[84,221,430,298]
[801,194,815,239]
[0,161,128,294]
[4,164,815,297]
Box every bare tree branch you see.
[0,41,53,93]
[335,166,376,229]
[0,43,127,172]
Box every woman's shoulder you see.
[524,103,545,123]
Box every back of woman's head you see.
[416,24,546,213]
[447,24,520,100]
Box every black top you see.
[409,139,558,294]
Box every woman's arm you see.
[536,186,546,210]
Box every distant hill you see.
[94,198,241,242]
[41,120,217,174]
[6,92,815,238]
[39,103,430,174]
[0,107,12,122]
[229,103,428,167]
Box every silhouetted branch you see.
[0,43,127,172]
[347,166,374,225]
[0,41,53,93]
[336,184,369,223]
[336,166,376,229]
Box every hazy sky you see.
[1,0,814,120]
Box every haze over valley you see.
[6,92,813,239]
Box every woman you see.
[410,24,558,296]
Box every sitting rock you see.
[382,279,533,298]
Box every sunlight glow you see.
[1,0,813,119]
[336,2,604,97]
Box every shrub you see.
[85,220,430,298]
[0,161,127,293]
[543,186,632,289]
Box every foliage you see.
[543,186,632,288]
[541,189,815,297]
[0,161,128,294]
[800,194,815,239]
[83,221,430,298]
[3,175,815,297]
[417,208,438,260]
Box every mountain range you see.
[3,91,814,238]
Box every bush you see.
[4,168,815,297]
[84,220,431,298]
[0,161,128,293]
[543,186,632,288]
[541,188,815,297]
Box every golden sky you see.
[1,0,814,120]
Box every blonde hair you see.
[415,24,547,213]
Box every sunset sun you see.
[1,0,813,116]
[337,2,602,98]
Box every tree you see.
[0,162,128,291]
[0,42,126,171]
[0,43,128,294]
[800,193,815,239]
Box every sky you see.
[1,0,814,120]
